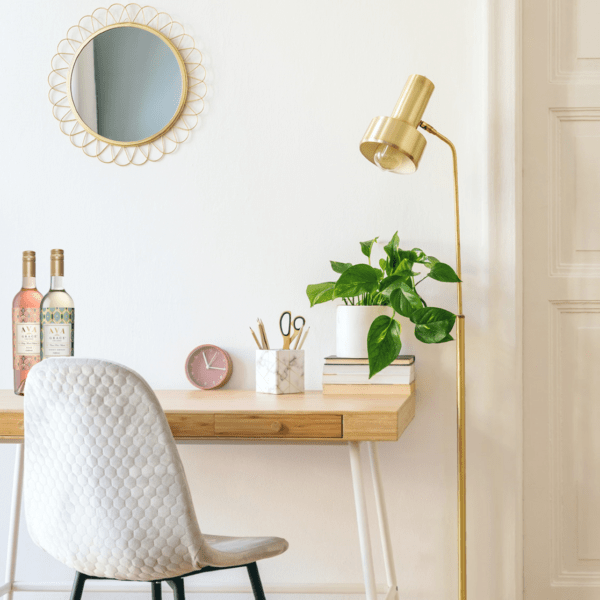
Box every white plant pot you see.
[336,305,394,358]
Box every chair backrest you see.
[24,358,205,581]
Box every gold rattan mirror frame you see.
[49,4,207,166]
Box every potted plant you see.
[306,232,460,377]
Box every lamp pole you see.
[420,121,466,600]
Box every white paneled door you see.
[524,0,600,598]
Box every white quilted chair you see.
[23,358,288,600]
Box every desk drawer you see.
[0,414,24,438]
[167,414,215,438]
[215,413,342,438]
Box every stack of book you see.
[322,355,415,395]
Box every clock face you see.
[185,345,233,390]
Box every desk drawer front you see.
[167,414,215,438]
[0,414,24,438]
[215,413,342,438]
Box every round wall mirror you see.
[68,24,188,146]
[49,5,206,165]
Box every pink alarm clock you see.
[185,344,233,390]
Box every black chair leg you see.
[152,581,162,600]
[166,577,185,600]
[247,562,266,600]
[70,572,88,600]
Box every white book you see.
[325,355,415,366]
[322,373,415,385]
[323,364,415,377]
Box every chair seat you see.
[200,534,289,568]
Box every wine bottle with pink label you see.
[12,251,42,395]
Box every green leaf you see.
[380,258,393,276]
[414,321,456,343]
[412,249,440,267]
[410,307,456,343]
[398,249,418,263]
[306,282,336,307]
[383,232,400,259]
[394,268,420,278]
[389,283,423,318]
[330,261,352,274]
[412,250,429,264]
[412,248,426,261]
[367,316,402,378]
[333,264,380,298]
[379,275,405,295]
[395,258,417,274]
[429,262,461,282]
[360,237,379,259]
[411,306,455,325]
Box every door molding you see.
[485,0,523,597]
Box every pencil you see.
[297,326,310,349]
[250,327,262,349]
[292,325,304,349]
[257,319,269,350]
[258,318,270,350]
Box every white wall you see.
[0,1,521,599]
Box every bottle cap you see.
[22,250,35,277]
[50,249,64,276]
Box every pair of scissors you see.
[279,311,305,349]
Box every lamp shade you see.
[360,74,434,173]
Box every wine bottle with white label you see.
[41,249,74,360]
[12,251,42,395]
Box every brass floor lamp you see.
[359,74,466,600]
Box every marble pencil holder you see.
[256,350,305,394]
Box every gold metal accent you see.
[419,121,463,313]
[360,75,434,173]
[392,75,435,127]
[456,315,466,600]
[48,4,207,166]
[418,120,466,599]
[360,74,467,600]
[22,251,35,278]
[50,249,64,277]
[360,119,426,173]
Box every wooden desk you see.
[0,389,415,600]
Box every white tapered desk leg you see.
[367,442,398,600]
[4,444,24,600]
[349,441,377,600]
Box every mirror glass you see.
[70,26,183,143]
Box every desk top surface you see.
[0,389,407,412]
[0,389,415,442]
